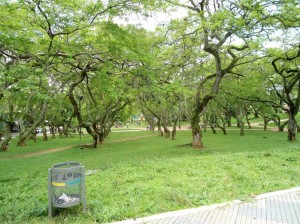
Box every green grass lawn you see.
[0,129,300,223]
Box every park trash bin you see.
[48,162,86,217]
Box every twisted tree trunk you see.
[17,102,48,146]
[67,64,99,148]
[191,92,214,148]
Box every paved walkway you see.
[109,187,300,224]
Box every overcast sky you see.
[113,7,188,31]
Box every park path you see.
[14,145,76,158]
[1,134,155,160]
[109,186,300,224]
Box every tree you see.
[269,45,300,141]
[162,0,261,148]
[133,26,193,139]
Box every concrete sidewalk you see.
[109,187,300,224]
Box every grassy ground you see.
[0,129,300,223]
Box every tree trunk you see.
[67,65,105,148]
[50,125,56,138]
[191,92,214,148]
[227,118,232,127]
[18,137,26,146]
[210,124,217,134]
[192,123,204,148]
[209,115,217,134]
[273,116,281,132]
[236,107,245,136]
[245,111,251,129]
[163,126,170,138]
[30,131,37,142]
[225,110,232,127]
[0,123,12,151]
[279,120,288,132]
[142,111,155,131]
[92,122,105,144]
[240,121,245,136]
[171,118,177,140]
[171,128,176,140]
[85,126,98,148]
[161,117,170,138]
[263,118,270,131]
[237,118,241,127]
[58,126,63,138]
[104,128,109,137]
[287,116,297,141]
[157,119,164,136]
[203,116,207,133]
[218,125,227,135]
[0,136,11,151]
[191,104,204,148]
[92,135,98,148]
[254,110,259,118]
[42,126,48,141]
[98,132,105,144]
[17,102,47,146]
[217,115,227,135]
[62,124,68,137]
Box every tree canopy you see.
[1,0,300,150]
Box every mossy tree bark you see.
[191,92,214,148]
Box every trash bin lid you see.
[52,162,81,172]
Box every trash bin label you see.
[52,181,66,187]
[67,178,81,186]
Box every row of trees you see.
[0,0,300,151]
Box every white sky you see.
[113,8,188,31]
